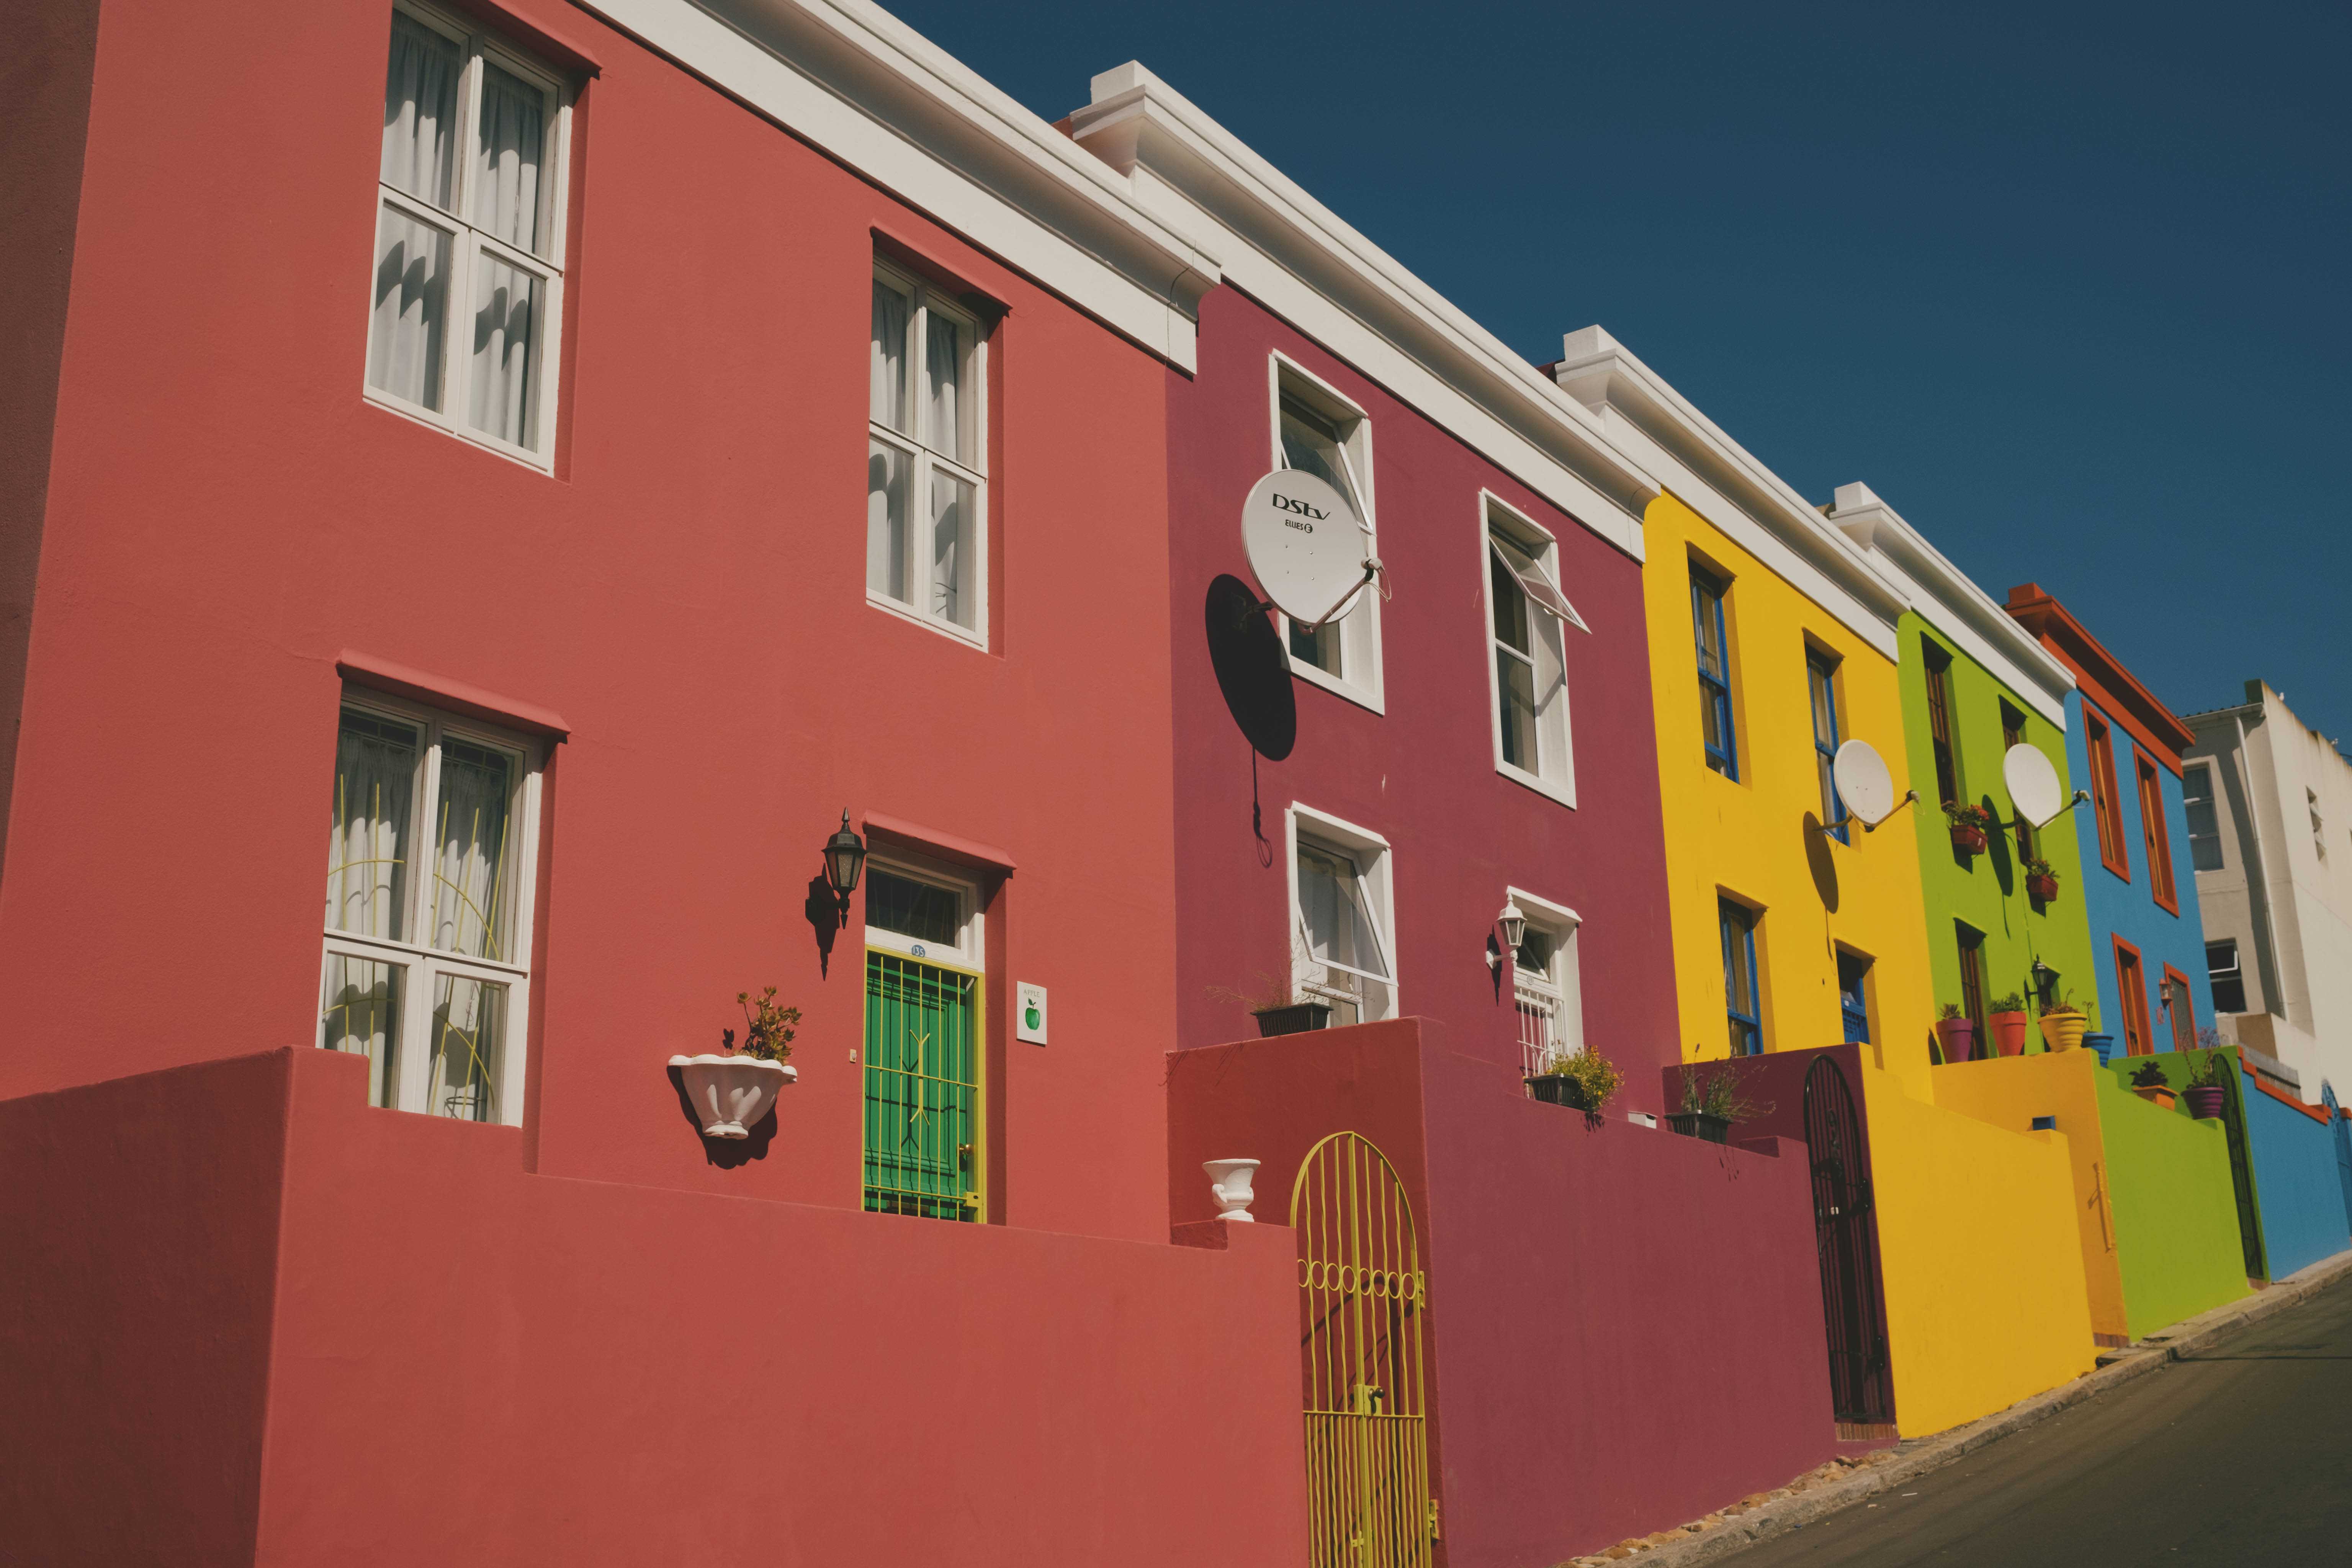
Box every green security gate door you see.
[864,950,983,1220]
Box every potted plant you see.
[1666,1062,1770,1144]
[1526,1046,1626,1114]
[1934,1002,1976,1065]
[1211,940,1331,1037]
[2023,855,2060,901]
[1946,802,1996,855]
[2039,992,2090,1053]
[1988,991,2031,1057]
[671,987,800,1139]
[2130,1060,2176,1111]
[2083,1028,2116,1066]
[2184,1035,2230,1120]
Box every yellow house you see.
[1553,329,2097,1437]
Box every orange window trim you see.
[2138,750,2178,913]
[2113,937,2151,1056]
[2161,963,2196,1051]
[2087,713,2130,881]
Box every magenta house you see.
[1071,65,1844,1567]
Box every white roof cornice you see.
[1826,483,2076,727]
[1068,64,1658,559]
[581,0,1221,365]
[1552,327,1907,657]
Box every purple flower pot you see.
[2186,1085,2226,1120]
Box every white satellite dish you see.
[1240,469,1381,629]
[1832,739,1898,827]
[2003,743,2065,829]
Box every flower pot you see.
[2084,1032,2115,1066]
[670,1053,795,1139]
[1202,1158,1261,1221]
[2041,1012,2089,1053]
[2027,873,2060,901]
[1951,824,1988,855]
[2185,1086,2226,1120]
[1990,1010,2031,1057]
[1935,1017,1976,1064]
[1527,1074,1600,1111]
[1666,1110,1732,1144]
[1253,1001,1331,1038]
[2133,1085,2177,1111]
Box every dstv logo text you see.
[1271,492,1326,530]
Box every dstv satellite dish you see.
[1240,469,1382,630]
[1832,739,1898,827]
[2004,743,2065,829]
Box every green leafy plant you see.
[723,986,801,1061]
[1676,1062,1774,1122]
[2130,1060,2168,1090]
[1937,1002,1965,1022]
[1536,1047,1625,1112]
[1990,991,2028,1015]
[1945,802,1998,832]
[2022,855,2056,879]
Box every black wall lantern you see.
[823,810,867,917]
[2030,958,2060,1008]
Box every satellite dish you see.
[1241,469,1380,629]
[1832,739,1897,827]
[2004,743,2065,829]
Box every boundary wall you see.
[0,1049,1309,1567]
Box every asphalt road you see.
[1721,1270,2352,1566]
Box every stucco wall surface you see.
[2226,1061,2350,1279]
[1639,494,1933,1091]
[2088,1061,2249,1336]
[3,1048,1312,1566]
[1168,1019,1837,1568]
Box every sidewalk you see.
[1560,1248,2352,1566]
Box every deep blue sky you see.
[887,0,2349,743]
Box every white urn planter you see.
[1203,1158,1261,1221]
[671,1053,795,1139]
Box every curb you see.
[1572,1248,2352,1566]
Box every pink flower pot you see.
[1935,1018,1976,1064]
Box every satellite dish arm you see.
[1302,555,1388,632]
[1858,789,1920,834]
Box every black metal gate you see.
[1803,1058,1892,1424]
[2326,1082,2352,1239]
[2218,1059,2268,1281]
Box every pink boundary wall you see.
[2,1049,1311,1566]
[1168,1019,1837,1568]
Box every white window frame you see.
[1268,353,1383,713]
[869,259,990,647]
[1507,886,1584,1076]
[1480,492,1584,807]
[318,689,543,1125]
[1286,803,1397,1023]
[363,0,573,471]
[863,851,984,973]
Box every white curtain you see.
[929,470,972,627]
[367,206,451,408]
[466,252,538,445]
[870,280,909,433]
[430,974,506,1120]
[327,710,418,939]
[474,64,546,253]
[926,313,964,464]
[382,12,460,208]
[320,955,402,1107]
[869,440,909,602]
[429,738,513,961]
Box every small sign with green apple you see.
[1016,982,1048,1045]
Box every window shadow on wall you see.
[1802,812,1840,913]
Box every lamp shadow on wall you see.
[803,872,842,978]
[665,1064,779,1168]
[1801,813,1841,913]
[1204,574,1297,870]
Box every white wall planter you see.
[671,1054,795,1139]
[1203,1158,1261,1221]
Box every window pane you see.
[1279,395,1360,515]
[328,709,420,940]
[1490,542,1531,655]
[929,468,975,629]
[867,867,961,946]
[926,311,966,465]
[1289,616,1340,675]
[870,281,910,433]
[466,251,540,446]
[867,439,910,603]
[429,738,515,961]
[1809,662,1838,750]
[368,204,452,409]
[321,954,403,1108]
[1297,844,1389,980]
[381,11,460,208]
[1497,646,1537,771]
[429,973,507,1120]
[474,64,546,253]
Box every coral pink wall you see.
[3,1049,1310,1565]
[1168,1020,1836,1567]
[0,0,1177,1240]
[1166,289,1676,1089]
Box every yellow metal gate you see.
[1291,1131,1434,1567]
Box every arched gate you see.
[1802,1058,1892,1424]
[1291,1131,1434,1567]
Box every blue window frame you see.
[1837,950,1872,1044]
[1809,649,1847,842]
[1720,898,1762,1056]
[1691,566,1736,778]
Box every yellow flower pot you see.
[2041,1012,2089,1052]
